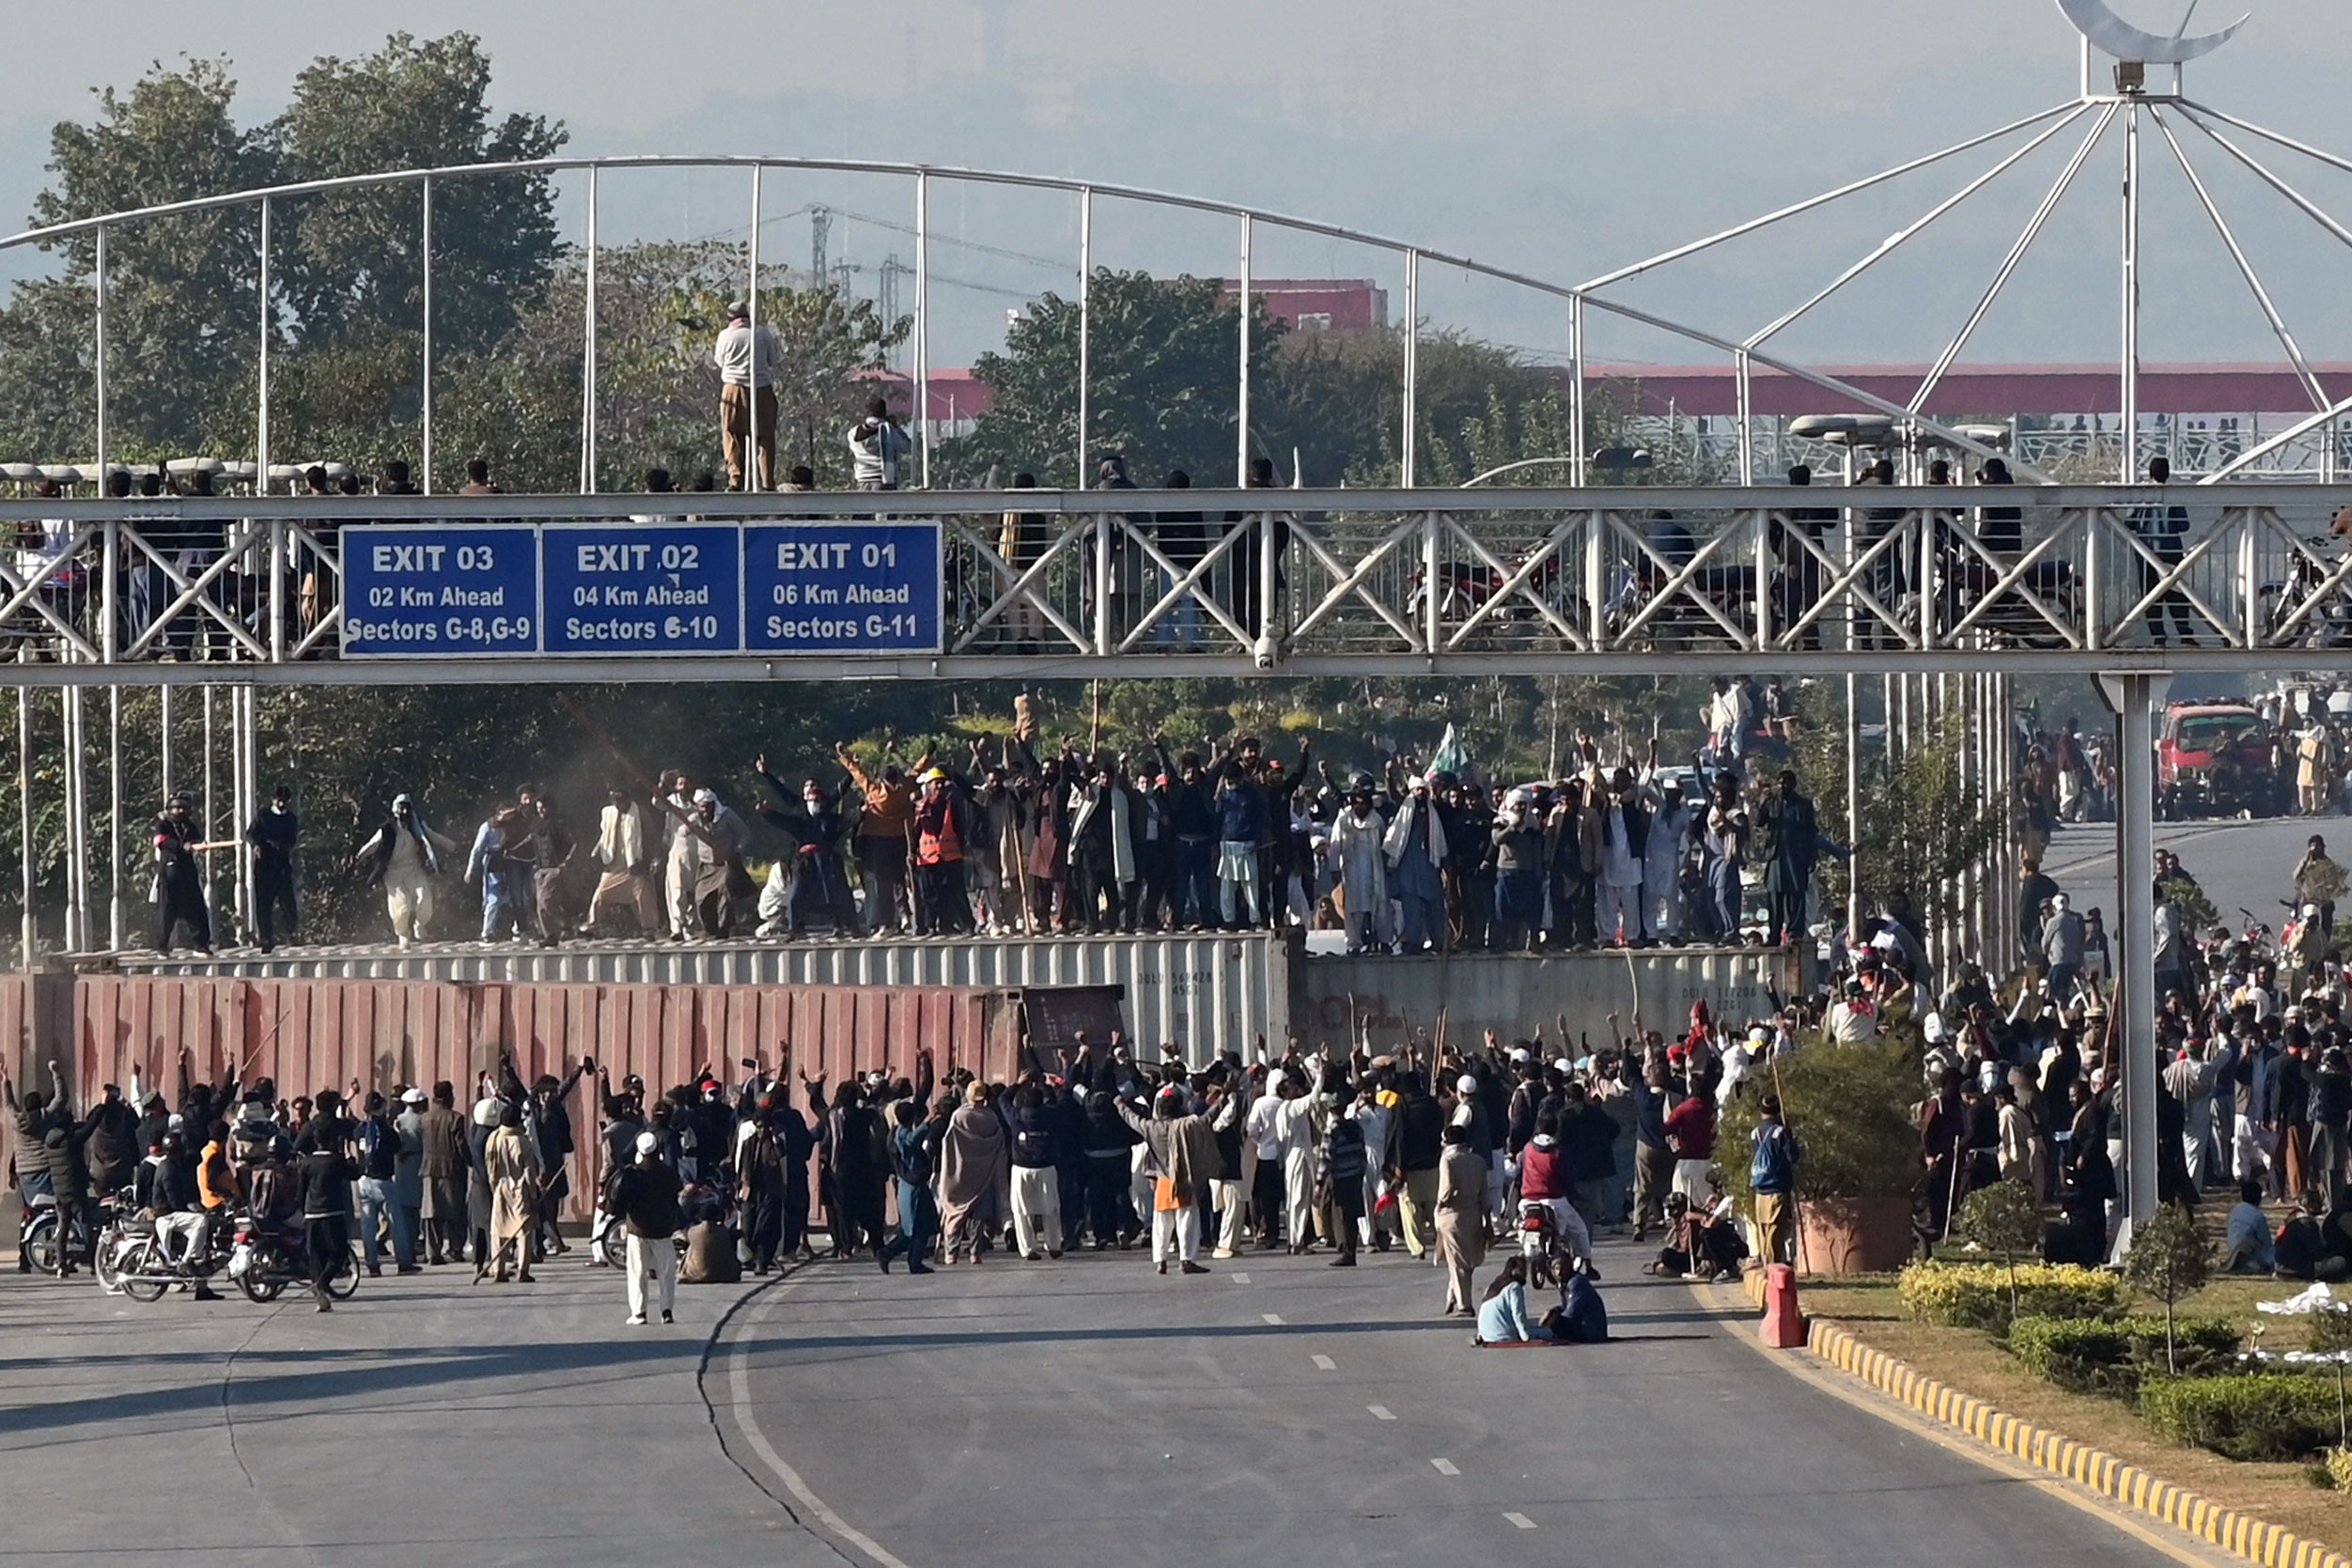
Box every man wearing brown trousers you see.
[712,300,779,491]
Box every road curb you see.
[1744,1268,2352,1568]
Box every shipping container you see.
[1299,947,1801,1051]
[46,974,1022,1219]
[107,931,1293,1063]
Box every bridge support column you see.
[2096,670,2170,1257]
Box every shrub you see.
[2310,1307,2352,1357]
[2008,1314,2242,1398]
[1897,1262,2128,1331]
[1958,1180,2048,1320]
[1717,1032,1922,1207]
[2123,1203,2213,1374]
[2142,1374,2349,1463]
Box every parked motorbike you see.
[22,1187,124,1277]
[226,1214,360,1304]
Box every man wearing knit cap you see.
[712,300,780,491]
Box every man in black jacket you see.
[84,1082,140,1200]
[609,1131,683,1325]
[244,784,301,951]
[1007,1080,1064,1261]
[295,1109,360,1312]
[1387,1073,1443,1261]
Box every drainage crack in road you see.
[693,1262,864,1567]
[217,1294,329,1568]
[696,1262,912,1568]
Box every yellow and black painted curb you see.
[1740,1265,2352,1568]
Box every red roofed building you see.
[1577,362,2352,419]
[1219,278,1389,334]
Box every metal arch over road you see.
[5,483,2352,685]
[4,147,2083,496]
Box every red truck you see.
[2155,701,2276,819]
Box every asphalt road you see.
[2040,813,2332,933]
[0,1234,2217,1566]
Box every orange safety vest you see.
[917,796,963,866]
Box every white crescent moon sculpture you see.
[2053,0,2248,63]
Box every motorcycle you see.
[1517,1199,1567,1292]
[22,1187,121,1277]
[1405,550,1585,644]
[2262,538,2352,649]
[110,1222,236,1307]
[226,1214,361,1304]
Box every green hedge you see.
[1896,1262,2129,1331]
[2007,1315,2242,1398]
[2140,1374,2351,1463]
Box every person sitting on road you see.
[1558,1259,1611,1343]
[1475,1254,1565,1344]
[1645,1189,1745,1282]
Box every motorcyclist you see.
[147,1130,224,1299]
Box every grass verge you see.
[1800,1273,2352,1559]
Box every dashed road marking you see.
[1311,1354,1336,1371]
[1431,1457,1460,1476]
[1262,1312,1285,1326]
[1503,1513,1536,1530]
[1231,1272,1251,1283]
[1368,1405,1396,1421]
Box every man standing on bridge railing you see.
[712,301,780,492]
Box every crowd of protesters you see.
[156,679,1851,955]
[46,804,2352,1327]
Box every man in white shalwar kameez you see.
[1325,782,1389,955]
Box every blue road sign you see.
[341,525,540,657]
[540,524,742,655]
[743,520,942,654]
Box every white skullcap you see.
[1455,1073,1479,1094]
[634,1131,661,1157]
[1509,1048,1531,1063]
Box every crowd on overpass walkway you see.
[154,681,1841,956]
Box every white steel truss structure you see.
[0,485,2346,685]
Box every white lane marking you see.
[1504,1513,1537,1530]
[729,1288,915,1568]
[1431,1457,1460,1476]
[1311,1354,1336,1371]
[1232,1272,1252,1283]
[1368,1405,1396,1421]
[1262,1312,1285,1325]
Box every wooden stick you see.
[1770,1051,1811,1275]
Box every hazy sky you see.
[3,0,2348,369]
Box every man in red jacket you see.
[1518,1112,1593,1267]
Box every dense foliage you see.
[1716,1034,1920,1206]
[1895,1262,2129,1332]
[2006,1314,2242,1399]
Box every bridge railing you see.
[0,485,2345,679]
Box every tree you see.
[269,32,565,359]
[1958,1179,2048,1325]
[2,57,272,457]
[1788,686,1997,937]
[1257,326,1561,487]
[955,269,1279,489]
[2124,1201,2213,1374]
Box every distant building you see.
[1218,278,1389,334]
